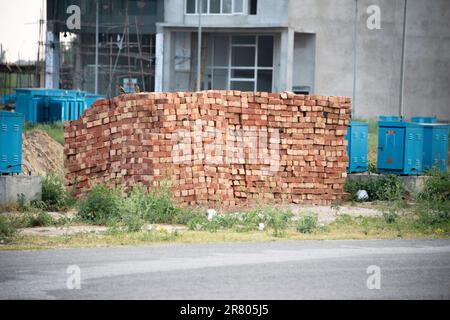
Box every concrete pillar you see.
[279,28,294,92]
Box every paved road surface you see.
[0,240,449,299]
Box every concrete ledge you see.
[0,176,42,205]
[347,173,429,194]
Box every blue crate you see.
[377,121,424,175]
[346,121,368,173]
[0,111,23,174]
[417,123,449,173]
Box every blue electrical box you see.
[410,116,437,124]
[0,111,23,174]
[417,123,449,173]
[346,121,368,173]
[15,88,105,124]
[379,115,403,122]
[377,120,424,175]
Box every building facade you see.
[46,0,164,97]
[156,0,450,120]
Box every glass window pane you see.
[231,69,254,79]
[231,47,255,67]
[207,39,214,67]
[213,69,228,89]
[210,0,221,13]
[230,81,255,91]
[232,35,256,45]
[222,0,232,13]
[186,0,196,13]
[257,70,273,92]
[201,0,208,13]
[233,0,243,13]
[214,36,229,66]
[258,36,274,67]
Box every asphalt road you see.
[0,239,449,299]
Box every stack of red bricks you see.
[64,90,351,206]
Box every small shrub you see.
[187,215,209,231]
[265,208,294,237]
[416,201,450,228]
[367,161,377,174]
[143,183,180,224]
[42,173,70,211]
[77,184,122,225]
[0,215,17,242]
[374,175,404,201]
[382,210,399,224]
[418,171,450,202]
[21,210,56,228]
[344,175,404,202]
[296,214,318,234]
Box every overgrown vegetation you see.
[296,214,319,234]
[0,215,17,243]
[77,184,122,225]
[41,172,73,211]
[23,121,65,145]
[415,171,450,230]
[1,166,449,247]
[344,175,405,202]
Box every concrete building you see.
[156,0,450,120]
[46,0,164,96]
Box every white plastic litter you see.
[258,223,265,231]
[207,209,217,221]
[356,190,369,201]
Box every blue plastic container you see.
[377,120,424,175]
[0,111,23,174]
[346,121,368,173]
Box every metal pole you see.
[94,0,99,94]
[399,0,408,118]
[196,0,202,92]
[352,0,358,118]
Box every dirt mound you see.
[22,130,64,177]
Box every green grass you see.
[1,208,448,250]
[23,121,65,145]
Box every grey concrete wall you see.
[0,176,42,205]
[402,0,450,120]
[289,0,450,120]
[160,0,450,120]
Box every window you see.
[186,0,196,13]
[186,0,246,14]
[249,0,257,15]
[234,0,244,13]
[203,34,274,92]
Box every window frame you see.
[204,34,274,92]
[185,0,247,15]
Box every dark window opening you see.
[249,0,257,15]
